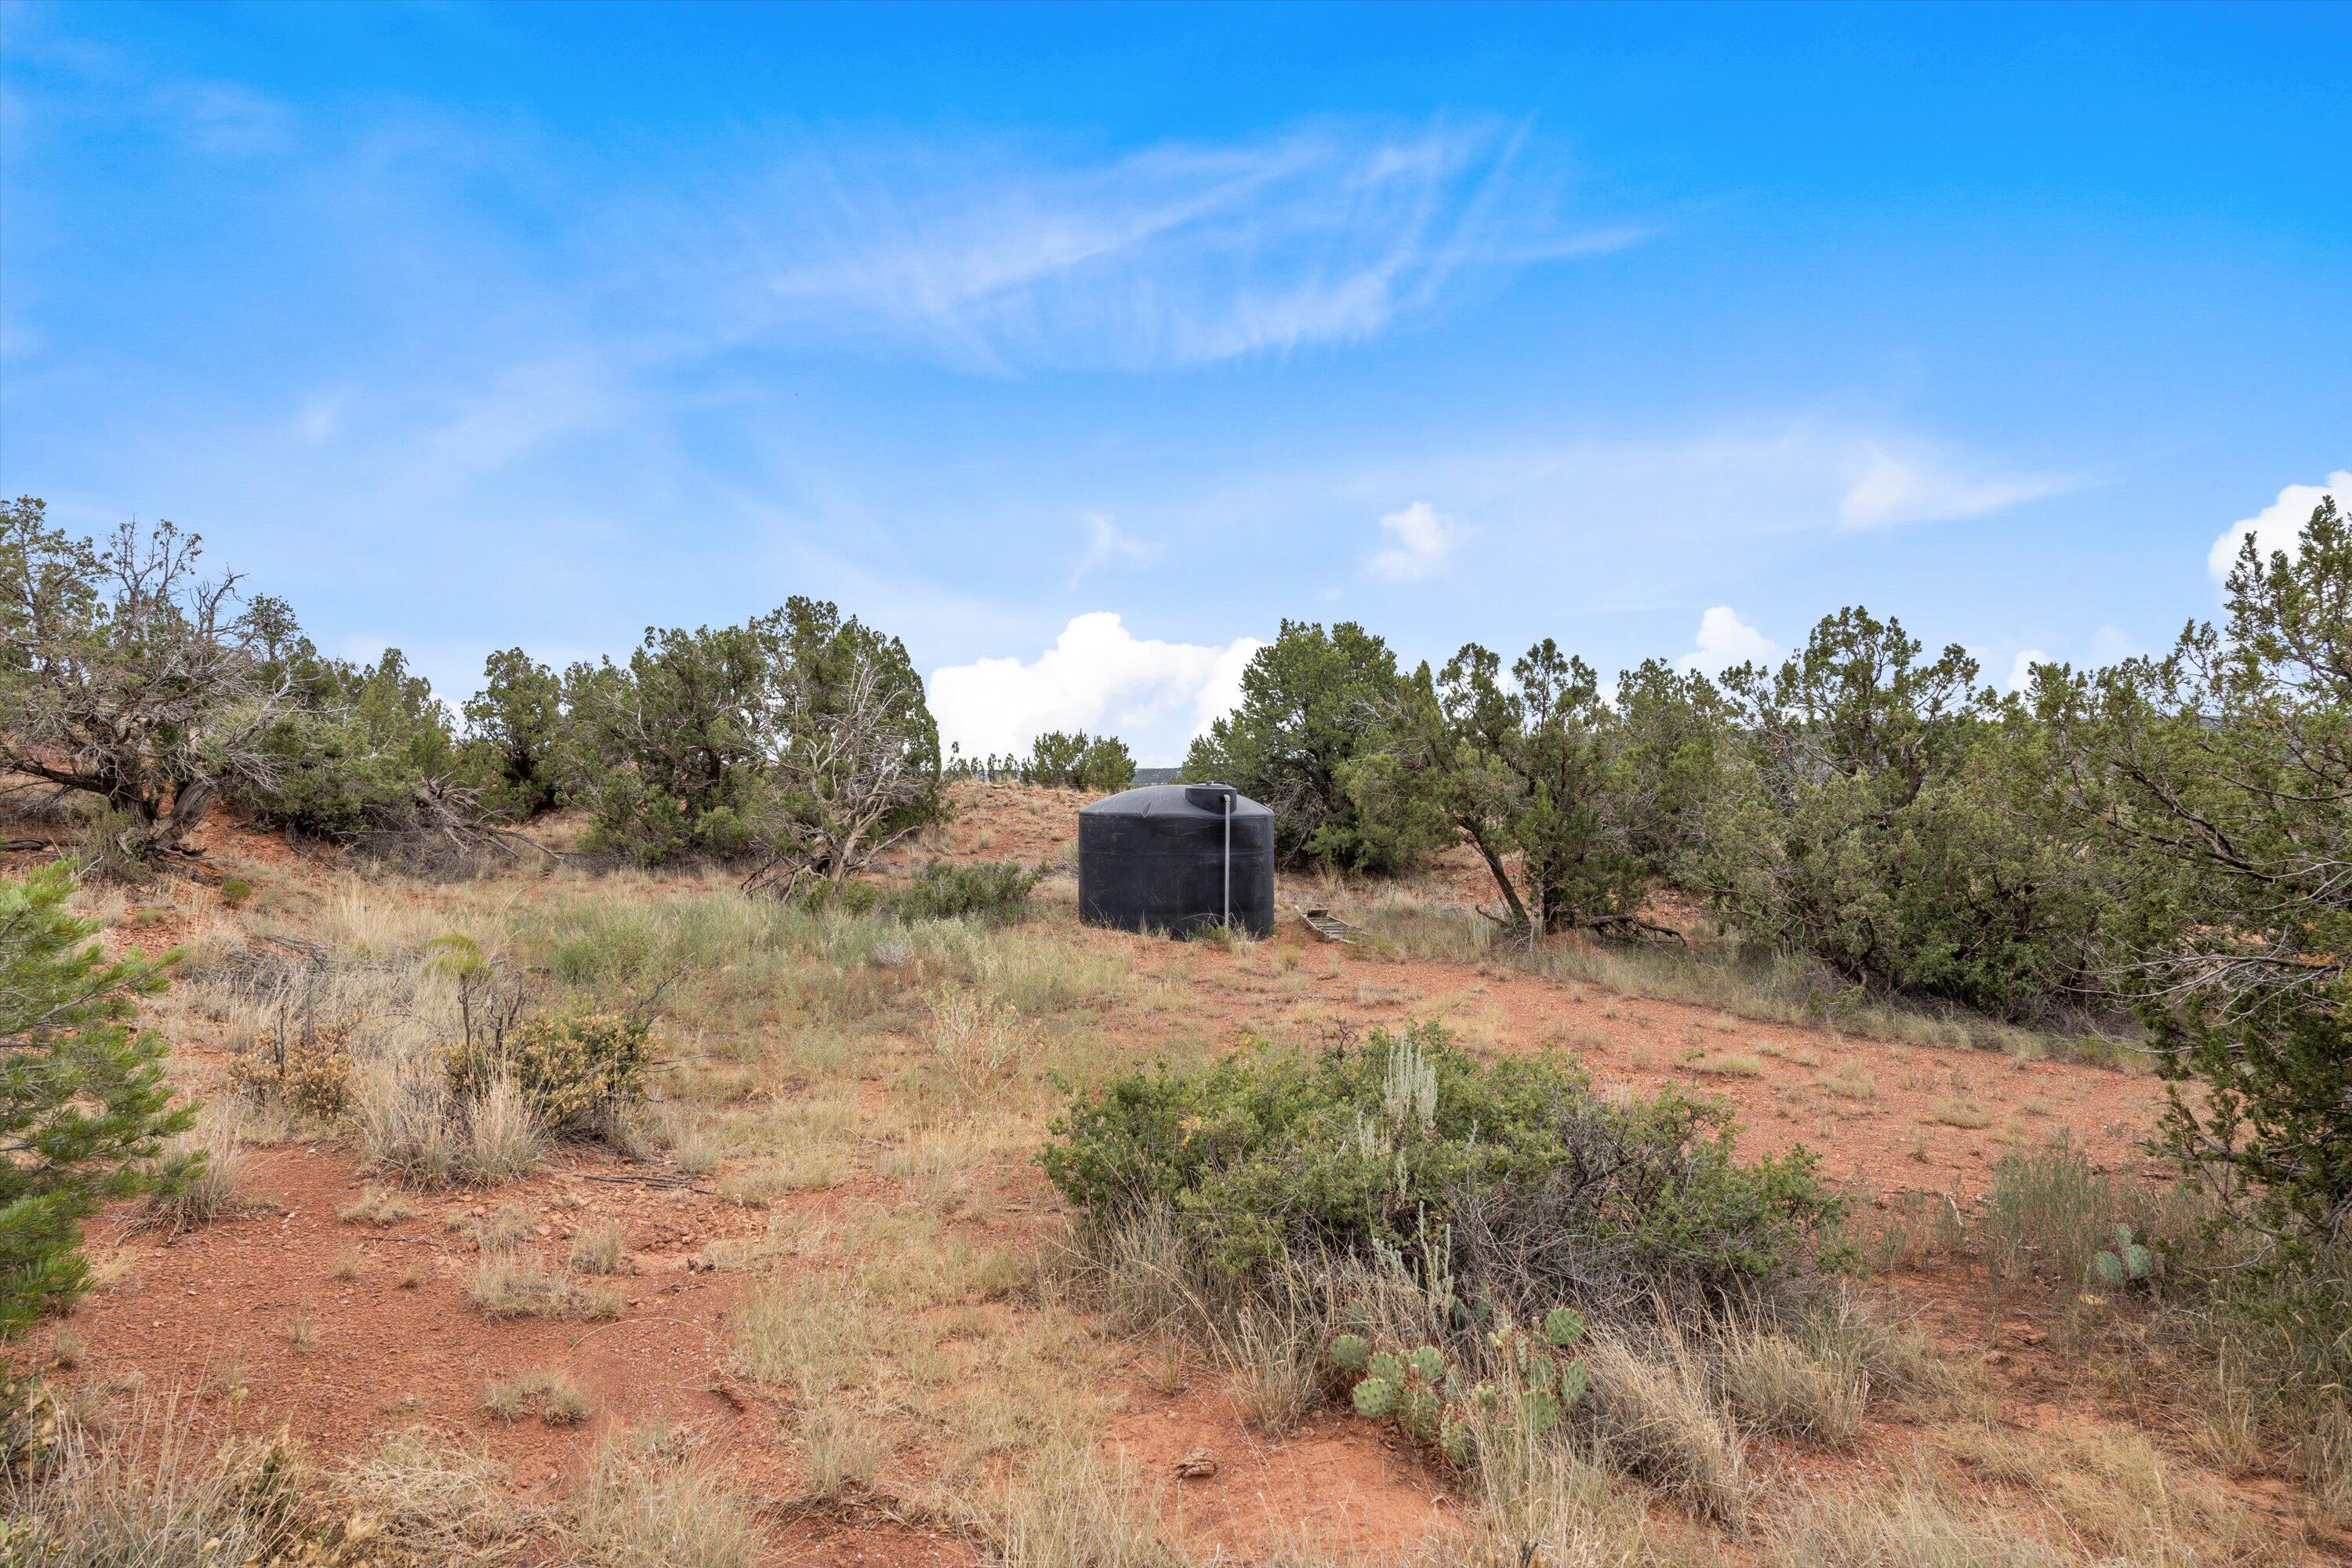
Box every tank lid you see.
[1079,782,1272,819]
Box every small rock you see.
[1174,1449,1216,1480]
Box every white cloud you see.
[928,612,1262,766]
[741,121,1648,372]
[1070,510,1159,586]
[2004,648,2049,693]
[2207,470,2350,583]
[1837,441,2075,529]
[1673,606,1778,675]
[1367,500,1465,581]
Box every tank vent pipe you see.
[1222,792,1232,931]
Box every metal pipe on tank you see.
[1222,791,1232,929]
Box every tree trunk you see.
[157,777,216,850]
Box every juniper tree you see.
[0,499,292,859]
[463,648,568,816]
[1185,619,1441,874]
[2051,497,2352,1245]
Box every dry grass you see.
[568,1221,630,1275]
[129,1120,252,1236]
[336,1184,417,1225]
[1929,1097,1994,1130]
[1822,1060,1878,1100]
[485,1367,593,1425]
[467,1250,623,1320]
[568,1428,761,1568]
[1715,1324,1867,1446]
[338,1425,523,1559]
[1582,1327,1750,1525]
[800,1408,889,1502]
[1686,1053,1764,1078]
[1772,1470,2073,1566]
[988,1446,1185,1568]
[0,1404,318,1567]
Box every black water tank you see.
[1077,783,1276,938]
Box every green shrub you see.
[445,1011,652,1138]
[1040,1022,1842,1316]
[217,878,254,909]
[887,860,1041,926]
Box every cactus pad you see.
[1543,1307,1587,1348]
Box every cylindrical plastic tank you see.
[1077,783,1276,938]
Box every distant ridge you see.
[1132,767,1181,786]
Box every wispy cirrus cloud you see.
[1836,440,2078,529]
[735,121,1649,372]
[1070,510,1160,586]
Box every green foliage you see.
[216,877,253,908]
[2,501,293,858]
[1,864,197,1338]
[444,1009,652,1138]
[568,597,943,873]
[1040,1022,1842,1302]
[1186,620,1444,874]
[1369,639,1649,934]
[1016,730,1138,792]
[463,648,567,816]
[1700,607,2110,1018]
[2049,496,2352,1245]
[247,646,464,841]
[887,860,1042,925]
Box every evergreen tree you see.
[1,864,197,1338]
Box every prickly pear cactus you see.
[2091,1223,2156,1287]
[1328,1305,1592,1474]
[1543,1307,1586,1348]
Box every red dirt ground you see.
[9,791,2338,1566]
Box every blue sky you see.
[3,2,2347,763]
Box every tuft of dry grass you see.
[989,1446,1184,1568]
[129,1121,253,1236]
[1822,1061,1877,1101]
[338,1425,524,1561]
[485,1367,593,1426]
[0,1402,319,1566]
[467,1251,623,1321]
[1715,1325,1867,1446]
[336,1185,417,1225]
[800,1408,888,1502]
[1929,1097,1994,1129]
[461,1073,547,1185]
[568,1221,630,1276]
[1687,1053,1764,1078]
[1583,1327,1750,1526]
[929,986,1027,1099]
[568,1428,761,1568]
